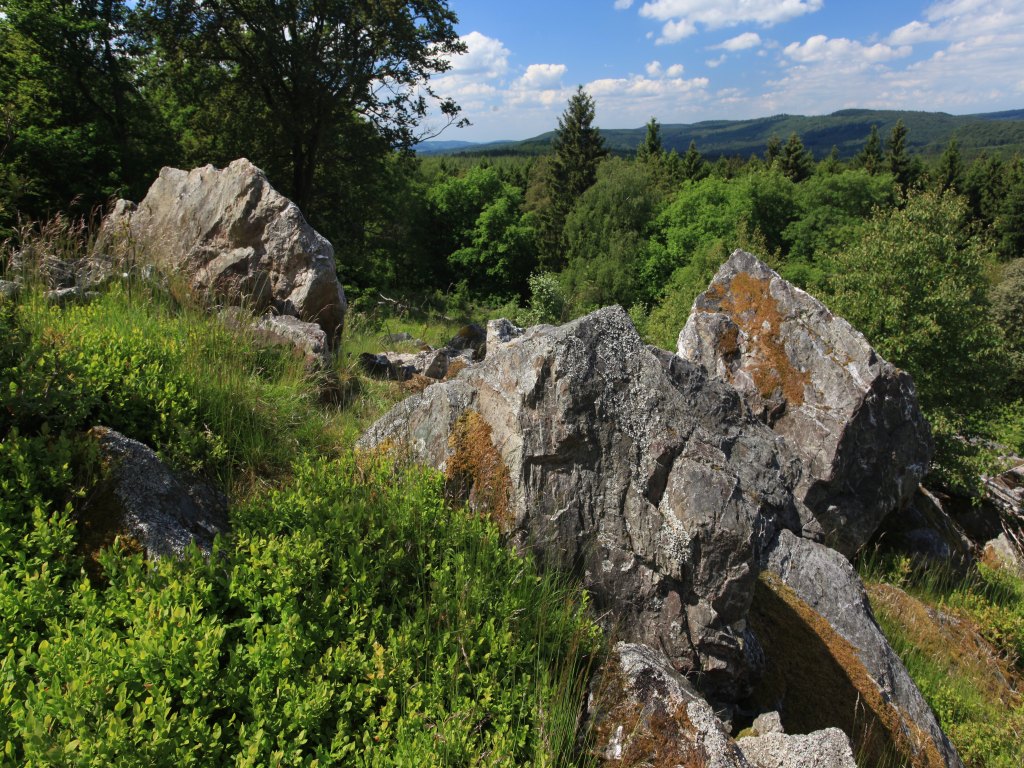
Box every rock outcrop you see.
[679,250,931,558]
[361,305,805,703]
[755,530,962,768]
[80,427,229,562]
[100,159,346,344]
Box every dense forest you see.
[3,1,1024,765]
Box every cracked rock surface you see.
[360,305,804,703]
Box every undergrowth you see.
[860,554,1024,767]
[0,224,601,766]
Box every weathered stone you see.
[446,322,486,357]
[679,249,932,558]
[983,533,1024,577]
[361,306,804,702]
[358,351,416,381]
[737,728,856,768]
[486,317,523,353]
[44,286,99,306]
[101,159,346,344]
[759,530,963,768]
[80,427,229,562]
[0,279,20,301]
[750,711,784,736]
[254,313,331,369]
[872,486,975,575]
[586,642,751,768]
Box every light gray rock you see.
[100,159,346,344]
[983,532,1024,577]
[254,313,331,369]
[762,530,963,768]
[486,317,523,353]
[737,728,856,768]
[361,306,804,702]
[750,711,784,736]
[679,249,932,558]
[587,642,751,768]
[82,427,228,560]
[0,279,20,301]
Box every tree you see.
[636,117,663,162]
[935,137,964,193]
[142,0,466,212]
[887,119,912,193]
[779,132,813,182]
[764,135,782,166]
[680,140,708,181]
[856,125,883,175]
[543,86,607,267]
[827,189,1002,412]
[995,156,1024,261]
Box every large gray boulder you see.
[101,159,346,344]
[679,250,932,558]
[737,728,856,768]
[80,427,229,562]
[758,530,962,768]
[361,305,805,702]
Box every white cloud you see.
[646,60,663,77]
[518,63,568,89]
[656,18,698,44]
[705,55,727,68]
[667,63,685,77]
[448,31,510,78]
[714,32,763,51]
[783,35,911,64]
[639,0,823,43]
[614,0,634,8]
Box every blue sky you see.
[427,0,1024,142]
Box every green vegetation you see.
[861,556,1024,768]
[0,238,601,765]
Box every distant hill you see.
[429,108,1024,160]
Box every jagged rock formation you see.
[360,259,961,767]
[756,531,961,768]
[679,250,932,558]
[100,159,346,345]
[361,305,804,703]
[80,427,228,562]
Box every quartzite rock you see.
[361,305,804,702]
[81,427,229,561]
[679,250,931,558]
[761,530,963,768]
[101,159,346,344]
[737,728,856,768]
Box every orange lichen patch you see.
[586,655,710,768]
[445,410,513,532]
[701,272,809,405]
[748,573,946,768]
[867,583,1024,707]
[444,358,468,380]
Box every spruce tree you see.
[637,117,663,162]
[764,135,782,166]
[779,132,814,182]
[680,140,708,181]
[543,86,607,266]
[936,137,964,193]
[888,119,912,193]
[857,125,883,175]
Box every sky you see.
[424,0,1024,142]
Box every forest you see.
[3,0,1024,766]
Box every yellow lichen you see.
[445,410,513,532]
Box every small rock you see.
[255,313,331,369]
[983,533,1024,577]
[751,711,784,736]
[486,318,523,353]
[80,427,228,562]
[738,728,856,768]
[0,279,20,301]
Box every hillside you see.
[429,108,1024,160]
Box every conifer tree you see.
[764,135,782,166]
[680,140,708,181]
[542,86,607,266]
[936,137,964,193]
[888,119,912,192]
[637,117,663,162]
[779,132,814,182]
[857,125,883,174]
